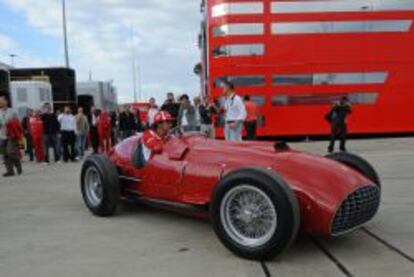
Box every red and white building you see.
[199,0,414,137]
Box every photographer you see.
[326,96,352,153]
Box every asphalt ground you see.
[1,137,413,277]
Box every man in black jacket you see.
[199,96,217,138]
[88,107,99,154]
[327,97,352,153]
[119,105,137,139]
[22,109,34,161]
[41,103,60,163]
[161,92,180,127]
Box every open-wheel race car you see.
[80,131,381,260]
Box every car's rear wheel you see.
[210,168,300,261]
[81,155,120,216]
[326,152,381,187]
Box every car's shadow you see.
[118,200,210,224]
[115,200,380,265]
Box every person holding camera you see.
[326,96,352,153]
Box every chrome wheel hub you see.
[220,185,278,247]
[84,167,103,207]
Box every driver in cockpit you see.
[142,111,173,161]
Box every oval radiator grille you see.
[331,186,380,236]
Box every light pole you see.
[9,54,17,67]
[131,26,138,102]
[62,0,70,67]
[132,50,138,102]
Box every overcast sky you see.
[0,0,202,104]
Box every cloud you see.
[0,32,57,68]
[0,33,16,50]
[1,0,202,104]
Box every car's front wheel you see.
[81,155,120,217]
[210,168,300,261]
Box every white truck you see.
[11,81,53,118]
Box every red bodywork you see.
[109,133,376,237]
[200,0,414,137]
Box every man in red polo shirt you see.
[97,107,112,154]
[243,95,259,140]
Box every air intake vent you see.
[331,186,380,236]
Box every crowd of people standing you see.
[146,87,258,141]
[1,83,265,177]
[0,97,149,177]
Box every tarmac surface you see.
[1,137,414,277]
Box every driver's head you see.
[153,111,173,137]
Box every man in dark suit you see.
[88,106,100,154]
[119,105,138,139]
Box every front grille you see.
[331,186,380,236]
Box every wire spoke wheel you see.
[220,185,278,248]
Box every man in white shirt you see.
[147,97,159,127]
[222,81,247,142]
[58,106,76,162]
[0,96,14,172]
[89,106,99,154]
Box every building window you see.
[213,44,264,57]
[272,1,414,14]
[272,93,379,106]
[215,75,265,88]
[212,2,264,17]
[273,74,314,86]
[39,88,51,102]
[17,88,28,102]
[273,72,388,86]
[250,95,266,106]
[272,20,412,35]
[213,23,264,37]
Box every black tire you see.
[210,167,300,261]
[326,152,381,187]
[80,154,120,217]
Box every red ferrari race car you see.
[80,131,381,260]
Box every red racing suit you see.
[30,115,44,162]
[6,118,25,158]
[97,112,112,153]
[141,129,165,161]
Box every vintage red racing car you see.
[80,132,381,260]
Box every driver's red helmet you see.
[153,111,174,125]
